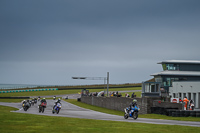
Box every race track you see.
[0,100,200,127]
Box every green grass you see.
[66,99,200,122]
[0,87,141,97]
[0,105,200,133]
[0,98,25,103]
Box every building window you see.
[179,93,182,99]
[166,64,179,70]
[173,93,176,98]
[163,77,179,87]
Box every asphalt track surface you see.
[0,100,200,127]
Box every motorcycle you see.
[29,100,32,107]
[22,102,30,111]
[38,102,47,113]
[52,103,62,114]
[124,105,140,120]
[53,96,56,100]
[34,98,37,104]
[31,99,35,106]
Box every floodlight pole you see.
[107,72,109,96]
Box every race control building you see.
[142,60,200,109]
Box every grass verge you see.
[0,105,200,133]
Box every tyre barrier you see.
[0,88,58,93]
[190,111,196,117]
[172,112,176,117]
[166,109,177,116]
[196,111,200,117]
[176,110,180,117]
[179,110,185,117]
[151,107,200,117]
[185,110,190,117]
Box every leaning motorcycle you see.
[34,98,37,104]
[31,99,35,106]
[124,105,140,120]
[38,102,47,113]
[52,103,62,114]
[22,102,30,111]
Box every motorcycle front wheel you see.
[124,113,128,119]
[39,106,41,113]
[56,109,60,114]
[42,107,44,113]
[52,109,55,114]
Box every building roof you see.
[157,60,200,64]
[151,71,200,76]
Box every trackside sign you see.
[171,98,179,103]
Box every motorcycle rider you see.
[128,99,137,113]
[22,100,26,104]
[39,98,47,108]
[41,98,46,103]
[53,98,62,109]
[38,96,40,101]
[53,96,56,100]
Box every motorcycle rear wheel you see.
[133,112,138,120]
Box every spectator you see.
[131,92,135,98]
[183,97,189,110]
[179,97,182,103]
[126,93,130,97]
[190,100,195,110]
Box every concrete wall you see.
[169,81,200,108]
[153,100,182,110]
[81,96,161,114]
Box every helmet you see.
[43,98,45,100]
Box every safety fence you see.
[0,88,58,93]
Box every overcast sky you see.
[0,0,200,85]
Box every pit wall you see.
[81,96,161,114]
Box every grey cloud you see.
[0,0,200,84]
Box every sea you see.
[0,84,54,90]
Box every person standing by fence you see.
[183,96,189,110]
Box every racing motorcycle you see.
[53,96,56,100]
[52,103,62,114]
[38,102,47,113]
[31,99,35,106]
[34,98,37,104]
[124,105,140,120]
[22,102,30,111]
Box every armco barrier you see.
[0,88,58,93]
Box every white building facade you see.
[169,81,200,108]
